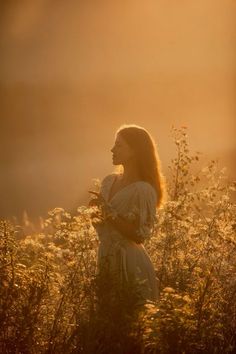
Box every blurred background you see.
[0,0,235,226]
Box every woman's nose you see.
[111,146,115,153]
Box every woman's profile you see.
[89,124,166,306]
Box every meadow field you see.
[1,127,235,354]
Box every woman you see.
[89,124,166,305]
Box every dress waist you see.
[94,222,136,248]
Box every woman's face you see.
[111,133,135,166]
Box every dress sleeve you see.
[126,183,157,243]
[100,173,116,196]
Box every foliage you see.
[0,127,235,353]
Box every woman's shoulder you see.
[134,181,157,201]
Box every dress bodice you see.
[95,173,157,245]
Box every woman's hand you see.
[90,211,104,227]
[88,191,105,207]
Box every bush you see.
[0,127,235,353]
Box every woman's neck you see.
[121,163,140,184]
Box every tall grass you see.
[0,127,235,353]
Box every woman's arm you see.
[88,191,142,243]
[106,213,142,244]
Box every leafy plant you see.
[0,127,235,353]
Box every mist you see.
[0,0,235,223]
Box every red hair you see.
[116,124,166,208]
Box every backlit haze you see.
[0,0,235,224]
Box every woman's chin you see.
[112,158,120,165]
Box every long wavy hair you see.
[115,124,166,208]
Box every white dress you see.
[94,173,159,303]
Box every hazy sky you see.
[0,0,235,221]
[1,0,236,81]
